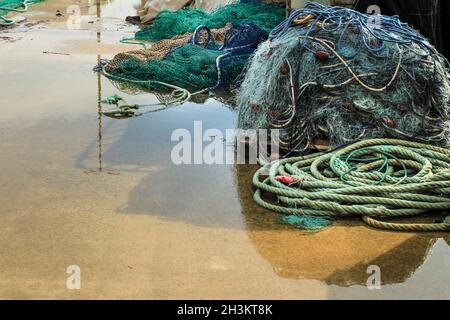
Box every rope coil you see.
[0,0,43,26]
[253,139,450,232]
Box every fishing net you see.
[0,0,43,26]
[134,0,286,42]
[105,23,269,94]
[236,2,450,151]
[136,0,237,25]
[102,0,286,98]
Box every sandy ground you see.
[0,0,450,300]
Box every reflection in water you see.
[234,164,450,287]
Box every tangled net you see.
[104,22,270,95]
[100,0,286,104]
[236,2,450,151]
[0,0,43,26]
[134,0,285,42]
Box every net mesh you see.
[236,2,450,151]
[134,1,285,42]
[104,1,285,94]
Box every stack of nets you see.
[102,0,285,100]
[134,0,285,42]
[236,2,450,151]
[0,0,43,26]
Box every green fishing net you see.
[107,44,251,92]
[134,1,286,42]
[103,1,286,96]
[236,3,450,150]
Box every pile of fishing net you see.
[134,0,285,42]
[105,23,269,94]
[0,0,43,26]
[101,0,285,101]
[236,2,450,151]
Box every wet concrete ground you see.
[0,0,450,299]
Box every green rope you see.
[119,37,148,49]
[279,215,334,232]
[253,139,450,233]
[0,0,43,26]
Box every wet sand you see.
[0,0,450,299]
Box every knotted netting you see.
[0,0,43,26]
[101,0,285,100]
[236,2,450,151]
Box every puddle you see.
[0,0,450,299]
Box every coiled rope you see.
[253,139,450,232]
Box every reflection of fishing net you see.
[134,1,286,42]
[100,0,285,102]
[236,2,450,151]
[0,0,43,26]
